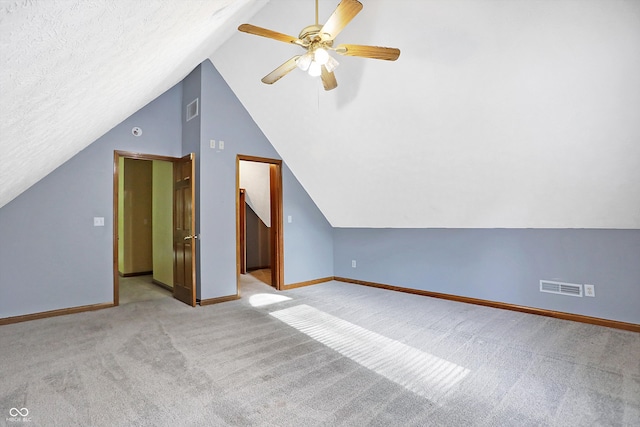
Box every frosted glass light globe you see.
[314,48,329,65]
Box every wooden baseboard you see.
[334,277,640,333]
[119,271,153,277]
[152,279,173,291]
[282,277,334,290]
[247,266,271,272]
[200,277,334,303]
[0,302,114,326]
[199,294,241,306]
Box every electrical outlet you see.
[584,284,595,297]
[93,217,104,226]
[219,140,224,150]
[351,260,356,268]
[210,139,215,148]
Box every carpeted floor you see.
[119,275,172,305]
[1,275,638,426]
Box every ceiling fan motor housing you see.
[298,24,333,46]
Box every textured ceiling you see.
[0,0,267,208]
[1,0,639,228]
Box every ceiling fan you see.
[238,0,400,91]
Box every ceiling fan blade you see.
[320,0,363,40]
[238,24,300,45]
[335,44,400,61]
[261,56,301,85]
[321,66,338,91]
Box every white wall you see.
[213,0,640,228]
[240,160,271,226]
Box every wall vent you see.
[540,280,583,297]
[186,98,199,122]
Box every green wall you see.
[152,160,173,287]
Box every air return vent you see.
[186,98,199,122]
[540,280,583,297]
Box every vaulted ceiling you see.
[0,0,267,208]
[2,0,639,228]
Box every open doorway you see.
[113,151,197,307]
[117,156,171,304]
[236,155,283,292]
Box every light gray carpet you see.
[1,275,638,426]
[119,275,172,305]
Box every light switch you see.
[94,217,105,227]
[288,215,292,223]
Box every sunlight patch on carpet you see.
[270,304,470,403]
[249,293,292,307]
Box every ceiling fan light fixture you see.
[296,52,313,71]
[314,47,329,65]
[324,55,339,72]
[308,61,322,77]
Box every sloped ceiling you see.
[213,0,640,228]
[0,0,267,208]
[2,0,639,229]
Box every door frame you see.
[112,150,193,306]
[236,155,284,291]
[239,188,247,275]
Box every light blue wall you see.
[282,164,335,283]
[0,59,335,317]
[197,60,333,299]
[0,83,183,318]
[0,60,333,318]
[3,58,634,327]
[334,228,640,324]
